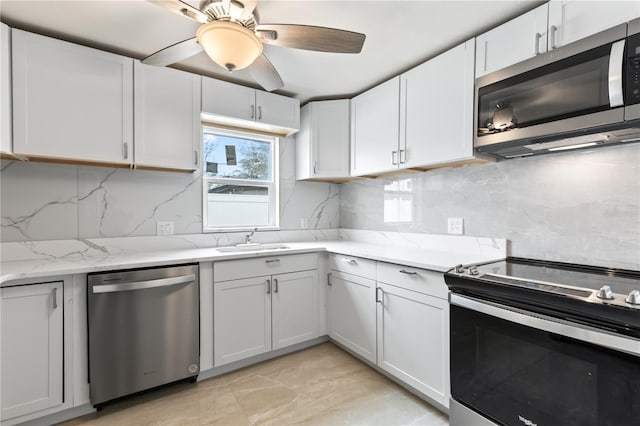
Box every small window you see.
[202,126,279,231]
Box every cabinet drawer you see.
[328,254,376,280]
[376,262,448,299]
[214,253,318,282]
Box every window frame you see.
[201,125,280,233]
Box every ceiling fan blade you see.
[248,54,284,92]
[142,37,202,66]
[238,0,258,21]
[147,0,208,24]
[256,24,365,53]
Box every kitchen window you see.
[202,126,279,231]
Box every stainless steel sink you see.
[216,243,291,253]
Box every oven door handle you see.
[608,39,625,108]
[450,293,640,357]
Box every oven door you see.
[475,23,628,152]
[450,294,640,426]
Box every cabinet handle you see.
[399,269,418,276]
[391,150,398,165]
[534,32,542,55]
[274,278,279,293]
[327,272,332,286]
[52,287,58,309]
[266,279,271,294]
[313,162,318,174]
[251,104,255,119]
[376,287,383,304]
[342,258,357,265]
[265,259,280,263]
[399,149,406,164]
[123,142,129,160]
[194,150,198,166]
[258,105,262,120]
[550,25,558,49]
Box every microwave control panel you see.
[626,32,640,105]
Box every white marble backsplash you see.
[0,229,339,263]
[341,144,640,270]
[0,136,340,242]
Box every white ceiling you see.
[0,0,542,103]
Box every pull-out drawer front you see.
[214,253,318,282]
[376,261,448,300]
[328,254,376,280]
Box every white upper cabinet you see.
[296,100,350,181]
[350,76,400,176]
[134,62,201,171]
[255,90,300,130]
[475,3,549,77]
[1,282,63,421]
[202,77,254,122]
[548,0,640,50]
[12,30,133,165]
[201,77,300,135]
[477,1,640,78]
[1,23,11,156]
[400,40,475,168]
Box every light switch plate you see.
[447,218,464,235]
[157,221,174,236]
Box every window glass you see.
[202,127,278,231]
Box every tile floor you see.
[61,342,449,426]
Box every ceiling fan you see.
[142,0,366,91]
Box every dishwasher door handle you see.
[92,274,196,293]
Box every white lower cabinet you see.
[213,276,273,366]
[1,282,63,421]
[328,270,377,363]
[376,282,449,407]
[272,270,318,350]
[213,254,319,367]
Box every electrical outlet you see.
[300,218,309,229]
[156,221,174,236]
[447,218,464,235]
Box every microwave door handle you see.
[608,39,625,108]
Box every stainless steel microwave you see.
[475,18,640,159]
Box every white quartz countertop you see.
[0,234,507,285]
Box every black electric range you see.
[445,257,640,338]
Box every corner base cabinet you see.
[1,282,63,421]
[213,254,318,367]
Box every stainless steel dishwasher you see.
[87,264,199,407]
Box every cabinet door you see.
[313,100,350,179]
[134,62,201,171]
[350,77,400,176]
[548,0,640,50]
[376,283,449,407]
[214,276,272,366]
[256,90,300,130]
[400,40,475,168]
[12,30,133,164]
[296,100,349,180]
[272,270,318,350]
[1,282,63,420]
[475,3,548,77]
[328,271,377,363]
[1,23,11,155]
[202,77,255,122]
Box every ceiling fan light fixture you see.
[196,20,263,71]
